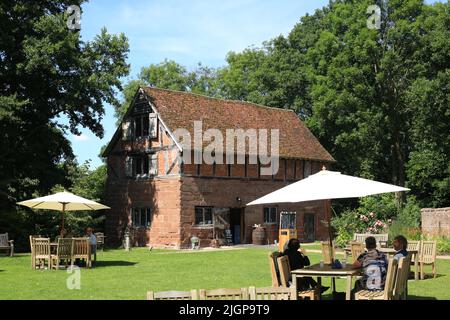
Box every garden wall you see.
[421,207,450,237]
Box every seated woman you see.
[283,238,329,293]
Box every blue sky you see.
[66,0,443,169]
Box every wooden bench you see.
[353,233,388,247]
[0,233,14,257]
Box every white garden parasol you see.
[17,191,110,235]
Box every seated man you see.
[283,238,329,293]
[392,235,408,261]
[353,236,388,291]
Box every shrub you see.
[423,236,450,255]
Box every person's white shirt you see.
[88,233,97,246]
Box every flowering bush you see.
[358,212,389,234]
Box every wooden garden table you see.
[343,247,419,280]
[291,264,362,300]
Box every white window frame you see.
[194,206,213,226]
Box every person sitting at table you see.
[283,238,329,293]
[86,227,97,263]
[55,228,67,241]
[352,236,388,292]
[392,235,408,261]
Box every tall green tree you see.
[116,60,220,121]
[0,1,129,206]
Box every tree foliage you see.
[0,0,129,204]
[0,1,129,249]
[119,0,449,208]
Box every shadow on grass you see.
[409,273,445,280]
[407,295,438,300]
[93,260,138,268]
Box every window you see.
[132,208,152,228]
[264,207,277,224]
[195,207,213,225]
[134,113,157,138]
[125,154,158,179]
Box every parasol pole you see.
[61,202,66,236]
[325,198,336,294]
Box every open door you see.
[230,208,244,244]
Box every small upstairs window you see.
[125,154,158,179]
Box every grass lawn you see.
[0,247,449,300]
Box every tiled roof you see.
[141,87,334,162]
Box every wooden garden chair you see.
[0,233,14,257]
[277,255,318,300]
[320,241,338,291]
[407,240,421,259]
[33,238,51,269]
[393,253,412,300]
[29,235,41,269]
[72,237,91,268]
[355,257,398,300]
[198,288,249,300]
[147,290,198,300]
[321,241,335,264]
[51,238,74,269]
[419,240,437,279]
[350,241,365,263]
[248,286,296,300]
[95,232,105,251]
[268,251,282,287]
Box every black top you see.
[283,249,311,270]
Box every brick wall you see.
[421,207,450,237]
[179,176,331,248]
[104,175,182,248]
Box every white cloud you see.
[72,134,91,142]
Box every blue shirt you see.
[88,233,97,245]
[393,249,408,261]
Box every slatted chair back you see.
[199,288,249,300]
[394,253,412,300]
[420,241,436,264]
[350,241,365,263]
[353,233,367,243]
[407,240,421,252]
[0,233,8,247]
[34,238,51,258]
[147,290,198,300]
[321,241,335,264]
[95,232,105,245]
[248,286,296,300]
[354,233,388,247]
[277,255,292,287]
[57,238,74,260]
[268,252,282,287]
[73,237,91,268]
[383,257,399,300]
[73,238,90,257]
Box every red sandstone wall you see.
[179,176,331,248]
[104,177,182,248]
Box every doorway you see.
[230,208,244,244]
[304,213,315,242]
